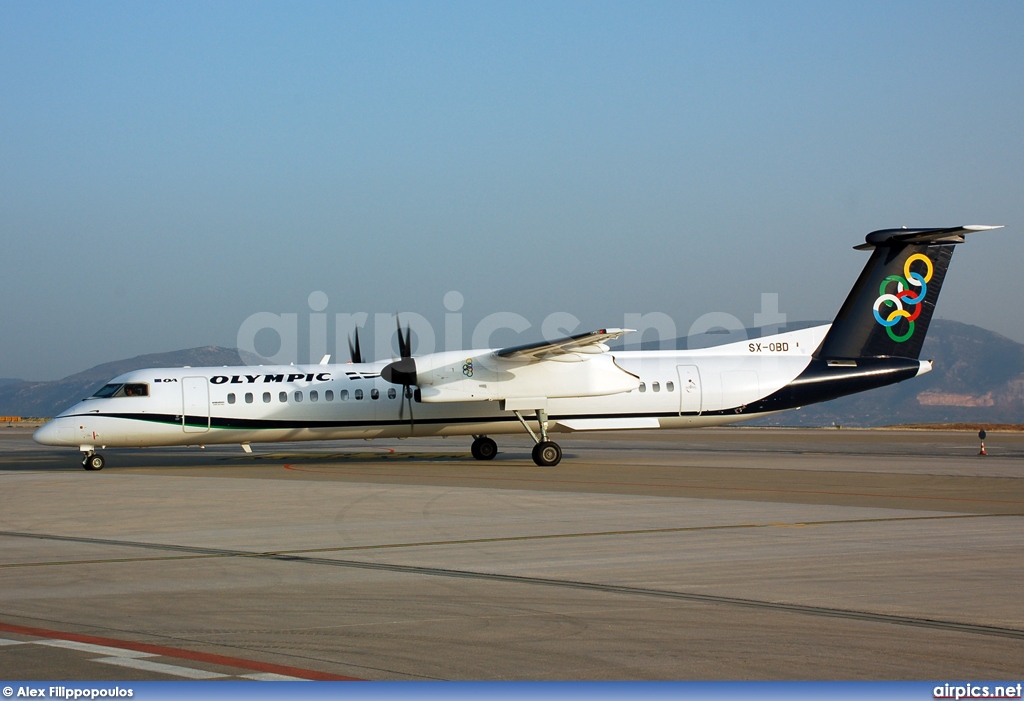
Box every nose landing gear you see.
[81,450,105,470]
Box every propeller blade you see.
[395,316,413,359]
[406,385,415,431]
[347,328,363,364]
[396,381,414,430]
[390,317,416,432]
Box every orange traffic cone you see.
[979,441,987,456]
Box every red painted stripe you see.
[0,621,362,681]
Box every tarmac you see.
[1,426,1022,680]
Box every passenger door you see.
[182,377,210,433]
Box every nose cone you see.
[33,418,73,446]
[33,421,56,445]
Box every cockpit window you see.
[89,383,149,399]
[91,384,123,398]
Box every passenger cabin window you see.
[279,392,287,403]
[340,389,349,400]
[245,392,253,403]
[263,392,271,403]
[325,390,334,401]
[310,390,319,402]
[371,388,379,400]
[638,382,646,393]
[294,391,303,402]
[354,389,363,400]
[666,381,675,392]
[227,393,236,404]
[652,382,660,392]
[387,388,396,400]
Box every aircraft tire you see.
[471,437,498,461]
[532,441,561,467]
[83,454,105,471]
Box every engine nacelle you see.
[383,350,639,403]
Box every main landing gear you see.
[471,436,498,460]
[531,441,562,467]
[81,451,105,471]
[470,429,561,466]
[513,408,562,467]
[471,408,563,467]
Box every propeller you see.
[397,317,412,359]
[383,317,417,430]
[347,327,363,364]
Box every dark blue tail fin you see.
[815,226,1000,360]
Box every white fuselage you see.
[34,326,831,451]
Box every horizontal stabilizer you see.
[853,225,1002,250]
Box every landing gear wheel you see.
[83,454,105,471]
[531,441,562,467]
[471,436,498,461]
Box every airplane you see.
[34,225,1002,470]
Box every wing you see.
[495,328,635,360]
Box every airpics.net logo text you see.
[934,682,1023,699]
[235,290,789,366]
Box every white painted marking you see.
[36,639,156,658]
[240,672,308,681]
[95,656,228,679]
[0,638,27,646]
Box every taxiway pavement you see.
[1,427,1022,680]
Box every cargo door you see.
[676,365,702,415]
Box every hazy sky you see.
[2,1,1022,380]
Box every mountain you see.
[747,320,1024,427]
[3,321,1022,426]
[0,347,254,418]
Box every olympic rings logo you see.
[872,253,934,342]
[462,358,474,377]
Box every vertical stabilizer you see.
[815,226,1000,360]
